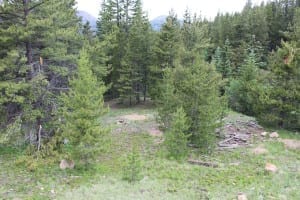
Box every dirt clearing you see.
[279,139,300,150]
[121,114,147,121]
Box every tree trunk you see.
[136,83,140,104]
[23,0,33,64]
[129,96,132,106]
[25,42,33,64]
[143,71,147,102]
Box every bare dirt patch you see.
[148,127,163,137]
[110,111,164,137]
[121,114,147,121]
[278,139,300,150]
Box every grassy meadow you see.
[0,105,299,200]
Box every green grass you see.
[57,143,300,200]
[0,107,299,199]
[276,129,300,140]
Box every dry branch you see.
[37,125,42,151]
[188,159,218,168]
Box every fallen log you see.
[217,143,240,148]
[218,137,235,146]
[188,159,218,168]
[233,136,248,142]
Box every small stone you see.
[229,162,240,166]
[252,146,268,155]
[237,193,248,200]
[261,132,268,137]
[68,160,75,169]
[59,159,68,170]
[270,132,279,138]
[63,138,69,144]
[60,159,75,170]
[265,163,278,173]
[50,189,55,194]
[117,119,125,125]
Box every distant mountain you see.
[77,10,97,31]
[150,15,167,31]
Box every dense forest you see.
[0,0,299,164]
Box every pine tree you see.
[0,0,42,130]
[223,39,235,77]
[119,0,153,104]
[97,0,137,100]
[0,0,82,149]
[61,49,109,165]
[254,8,300,130]
[181,9,193,51]
[150,10,182,99]
[181,12,211,65]
[213,46,232,79]
[98,0,152,103]
[122,145,143,183]
[164,107,190,160]
[0,50,28,130]
[291,7,300,42]
[82,21,94,43]
[155,10,181,69]
[97,0,116,39]
[96,0,120,96]
[227,50,260,115]
[258,41,299,130]
[158,58,224,151]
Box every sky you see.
[76,0,265,20]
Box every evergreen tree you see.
[97,0,116,39]
[118,0,153,104]
[213,46,224,75]
[61,49,109,165]
[150,10,181,99]
[127,0,152,103]
[158,58,224,152]
[254,9,300,130]
[213,43,232,79]
[122,145,143,183]
[164,107,190,160]
[97,0,137,100]
[291,7,300,42]
[0,0,81,149]
[223,39,235,77]
[258,41,299,130]
[82,21,94,43]
[181,9,193,51]
[227,50,260,115]
[181,12,211,65]
[155,10,181,69]
[0,0,42,131]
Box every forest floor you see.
[0,104,299,199]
